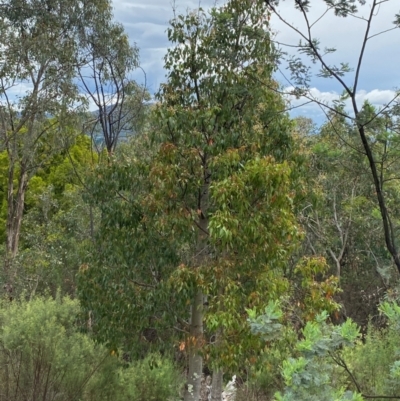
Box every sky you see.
[112,0,399,124]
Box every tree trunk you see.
[184,154,210,401]
[4,165,28,293]
[184,290,204,401]
[210,314,223,401]
[211,369,223,401]
[355,122,400,274]
[6,169,28,257]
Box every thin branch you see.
[310,6,334,28]
[127,278,155,289]
[368,26,399,40]
[353,1,376,95]
[329,352,362,394]
[331,348,400,399]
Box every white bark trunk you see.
[184,151,210,401]
[184,290,204,401]
[211,369,223,401]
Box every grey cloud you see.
[112,0,220,92]
[111,0,399,119]
[271,0,399,93]
[114,3,172,27]
[287,87,398,125]
[127,22,169,49]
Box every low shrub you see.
[120,352,183,401]
[0,295,120,401]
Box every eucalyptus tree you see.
[79,1,307,400]
[77,21,150,155]
[264,0,400,274]
[297,111,379,280]
[296,108,399,326]
[0,0,124,290]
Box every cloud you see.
[112,0,219,90]
[112,0,399,105]
[4,82,35,100]
[356,89,398,105]
[288,87,397,107]
[270,0,399,95]
[286,87,398,123]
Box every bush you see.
[248,301,400,401]
[120,353,183,401]
[0,295,120,401]
[343,310,400,398]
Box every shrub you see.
[248,301,400,401]
[343,305,400,399]
[0,295,119,401]
[120,353,183,401]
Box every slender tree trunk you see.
[184,156,210,401]
[328,250,342,282]
[356,122,400,273]
[6,169,28,257]
[5,160,15,258]
[4,165,28,292]
[211,369,223,401]
[185,290,204,401]
[211,307,223,401]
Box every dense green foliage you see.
[0,296,182,401]
[0,134,96,295]
[0,296,117,401]
[0,0,399,400]
[78,1,303,383]
[122,353,183,401]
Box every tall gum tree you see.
[264,0,400,274]
[0,0,131,291]
[79,1,313,400]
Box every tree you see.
[8,134,98,297]
[295,107,400,326]
[264,0,400,274]
[77,20,150,155]
[0,0,122,290]
[79,1,306,401]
